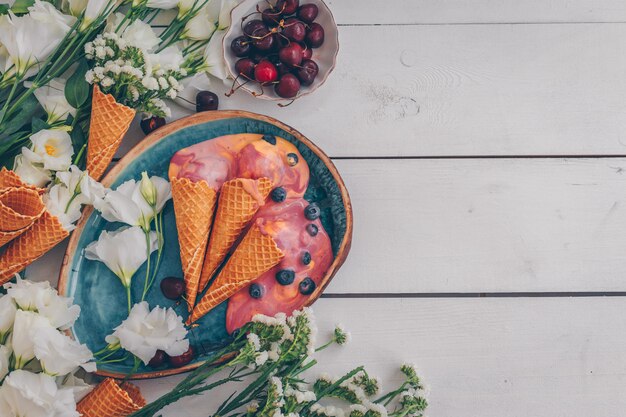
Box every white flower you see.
[93,175,171,230]
[254,350,268,367]
[203,29,229,80]
[13,149,52,187]
[27,78,76,124]
[56,165,107,206]
[85,227,157,287]
[74,0,117,29]
[0,345,10,381]
[247,333,261,351]
[0,370,79,417]
[10,310,49,368]
[28,129,74,172]
[333,324,351,345]
[149,45,184,72]
[105,301,189,365]
[177,0,196,17]
[0,295,17,340]
[141,0,179,9]
[217,0,238,29]
[34,324,95,376]
[44,183,83,232]
[57,373,93,403]
[120,19,160,52]
[5,277,80,330]
[0,1,76,78]
[182,5,217,41]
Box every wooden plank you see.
[151,0,626,26]
[136,297,626,417]
[27,157,626,293]
[126,23,626,157]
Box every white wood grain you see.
[152,0,626,26]
[28,157,626,293]
[136,297,626,417]
[126,23,626,158]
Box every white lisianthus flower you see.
[0,1,76,78]
[44,183,83,232]
[149,46,184,71]
[28,129,74,172]
[5,278,80,330]
[13,150,52,187]
[217,0,238,29]
[74,0,117,30]
[0,345,10,381]
[27,78,76,124]
[57,373,93,403]
[204,29,229,81]
[182,6,217,41]
[56,165,107,206]
[0,295,17,341]
[93,175,171,230]
[120,19,161,52]
[10,310,49,368]
[177,0,196,17]
[85,227,157,288]
[34,324,95,376]
[135,0,179,9]
[105,301,189,365]
[0,370,79,417]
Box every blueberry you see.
[249,283,264,299]
[299,277,316,295]
[262,134,277,145]
[306,224,318,236]
[287,153,299,166]
[301,251,311,265]
[275,269,295,285]
[271,187,287,202]
[304,203,320,220]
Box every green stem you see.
[0,77,21,125]
[126,284,132,314]
[141,228,152,301]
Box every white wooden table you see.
[30,1,626,415]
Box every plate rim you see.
[58,110,353,379]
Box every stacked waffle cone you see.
[0,170,68,285]
[87,85,136,181]
[171,176,283,324]
[77,378,146,417]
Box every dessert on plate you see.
[168,133,332,330]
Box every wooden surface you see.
[29,1,626,416]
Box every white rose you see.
[0,370,79,417]
[13,151,52,188]
[0,295,17,341]
[28,129,74,172]
[34,324,95,376]
[105,301,189,365]
[85,227,157,288]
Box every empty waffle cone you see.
[87,85,136,181]
[0,187,45,247]
[189,225,284,324]
[0,210,69,285]
[171,177,217,310]
[0,167,44,193]
[198,177,273,292]
[77,378,146,417]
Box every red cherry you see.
[235,58,256,79]
[244,19,266,37]
[252,27,275,51]
[148,350,167,368]
[306,22,324,48]
[140,116,165,135]
[168,346,195,368]
[282,18,306,43]
[297,4,318,23]
[276,0,299,14]
[296,59,318,85]
[254,60,278,84]
[262,7,281,25]
[301,46,312,60]
[279,42,303,67]
[275,73,301,98]
[160,276,185,300]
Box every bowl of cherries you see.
[223,0,339,102]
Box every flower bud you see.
[140,171,158,207]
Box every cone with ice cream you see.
[87,85,136,181]
[170,177,217,310]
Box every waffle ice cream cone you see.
[189,225,284,324]
[0,167,43,193]
[171,177,217,310]
[199,177,273,292]
[77,378,146,417]
[87,85,136,181]
[0,210,69,284]
[0,187,45,247]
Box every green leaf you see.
[10,0,35,14]
[70,123,86,149]
[0,5,10,14]
[1,94,41,137]
[31,117,48,133]
[65,59,90,109]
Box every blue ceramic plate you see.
[58,111,352,379]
